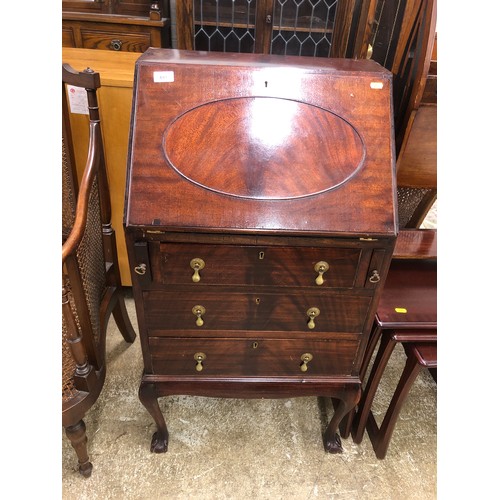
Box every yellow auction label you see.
[394,307,407,313]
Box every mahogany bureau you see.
[124,48,397,454]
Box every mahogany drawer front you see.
[81,29,152,52]
[149,337,359,376]
[143,290,371,333]
[154,243,362,288]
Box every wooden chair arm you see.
[62,122,101,263]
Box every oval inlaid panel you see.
[163,97,365,199]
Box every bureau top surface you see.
[125,48,397,237]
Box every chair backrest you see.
[356,0,437,228]
[62,63,107,402]
[395,27,437,229]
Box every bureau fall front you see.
[125,48,397,454]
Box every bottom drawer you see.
[149,337,358,376]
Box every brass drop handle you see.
[314,261,329,285]
[300,353,313,372]
[369,269,381,283]
[190,258,205,282]
[192,305,206,327]
[307,307,320,329]
[194,352,206,372]
[134,263,147,275]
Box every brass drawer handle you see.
[306,307,320,329]
[110,39,123,51]
[314,261,329,285]
[300,353,313,372]
[369,269,381,283]
[194,352,206,372]
[192,305,206,327]
[190,258,205,282]
[134,263,147,275]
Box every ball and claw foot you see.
[323,432,343,454]
[150,431,169,453]
[79,461,93,478]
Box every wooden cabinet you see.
[125,48,397,454]
[63,0,171,52]
[174,0,360,56]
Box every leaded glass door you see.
[175,0,358,57]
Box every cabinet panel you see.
[191,0,258,53]
[62,27,77,47]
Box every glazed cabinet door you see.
[176,0,358,56]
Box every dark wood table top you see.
[376,258,437,329]
[393,229,436,259]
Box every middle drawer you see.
[143,290,372,333]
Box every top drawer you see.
[81,29,152,52]
[153,242,362,288]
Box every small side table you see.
[340,230,437,450]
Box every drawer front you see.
[155,243,362,288]
[81,29,152,52]
[149,337,358,376]
[144,290,371,333]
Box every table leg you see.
[340,323,383,438]
[352,332,397,443]
[368,348,422,459]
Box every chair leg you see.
[370,348,422,459]
[65,419,93,478]
[112,292,136,343]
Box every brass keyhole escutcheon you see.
[190,258,205,282]
[307,307,320,329]
[134,263,147,275]
[252,341,259,349]
[194,352,206,372]
[369,269,381,283]
[314,261,329,285]
[192,305,206,327]
[300,353,313,372]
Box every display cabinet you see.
[175,0,360,57]
[63,0,171,52]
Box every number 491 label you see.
[153,71,175,83]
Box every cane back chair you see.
[62,63,136,477]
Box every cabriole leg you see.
[324,386,361,453]
[139,381,169,453]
